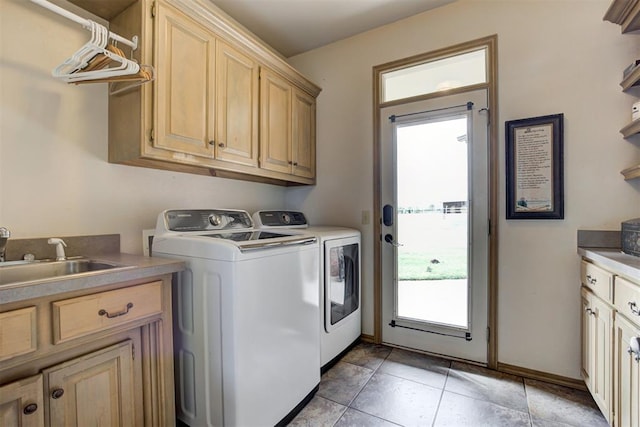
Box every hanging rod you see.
[28,0,138,50]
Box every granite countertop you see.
[0,253,185,305]
[578,247,640,282]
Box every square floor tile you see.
[341,342,392,371]
[317,361,374,406]
[351,372,442,426]
[378,348,451,389]
[525,379,608,427]
[287,395,347,427]
[445,361,528,412]
[334,408,401,427]
[434,391,531,426]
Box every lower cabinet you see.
[0,276,174,427]
[0,374,44,427]
[581,287,613,423]
[581,257,640,426]
[614,310,640,427]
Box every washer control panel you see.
[253,211,308,228]
[163,209,253,232]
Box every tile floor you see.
[288,342,608,427]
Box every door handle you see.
[384,234,403,247]
[383,205,394,226]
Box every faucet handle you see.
[47,238,67,261]
[0,227,10,238]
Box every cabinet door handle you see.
[629,301,640,316]
[23,403,38,415]
[585,307,594,316]
[629,337,640,363]
[98,302,134,319]
[51,388,64,399]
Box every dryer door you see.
[324,236,360,332]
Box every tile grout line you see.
[430,360,453,427]
[331,349,395,426]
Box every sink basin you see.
[0,259,125,287]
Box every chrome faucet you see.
[48,238,67,261]
[0,227,10,262]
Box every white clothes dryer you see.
[153,209,320,426]
[253,211,361,370]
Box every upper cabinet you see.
[87,0,320,186]
[259,69,316,180]
[604,0,640,181]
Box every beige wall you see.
[286,0,640,379]
[0,0,286,254]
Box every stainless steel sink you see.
[0,258,126,287]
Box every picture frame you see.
[505,113,564,220]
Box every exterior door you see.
[380,89,489,363]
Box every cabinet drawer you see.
[52,281,162,343]
[0,306,37,361]
[614,276,640,328]
[581,261,613,302]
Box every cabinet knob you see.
[584,307,594,316]
[23,403,38,415]
[293,162,298,166]
[51,388,64,399]
[629,301,640,316]
[218,142,225,148]
[288,161,293,165]
[208,140,215,146]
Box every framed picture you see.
[505,113,564,220]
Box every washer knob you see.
[208,214,222,227]
[280,213,291,224]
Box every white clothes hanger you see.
[29,0,153,90]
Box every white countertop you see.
[578,247,640,282]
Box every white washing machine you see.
[253,211,361,370]
[152,209,320,427]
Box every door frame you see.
[372,35,499,368]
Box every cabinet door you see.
[0,374,44,427]
[615,314,640,427]
[260,68,292,174]
[44,340,138,427]
[292,88,316,179]
[215,41,259,166]
[581,290,593,385]
[155,3,216,159]
[582,289,613,423]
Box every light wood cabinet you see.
[45,340,139,426]
[154,2,216,160]
[102,0,320,185]
[260,68,316,179]
[215,41,259,167]
[0,275,174,427]
[0,374,44,427]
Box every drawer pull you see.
[586,275,597,285]
[98,302,134,319]
[51,388,64,399]
[23,403,38,415]
[628,301,640,316]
